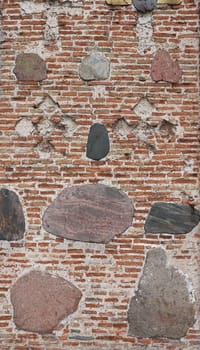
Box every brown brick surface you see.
[0,0,199,348]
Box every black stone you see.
[0,189,25,240]
[86,123,110,161]
[144,202,200,234]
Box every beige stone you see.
[106,0,131,5]
[157,0,181,4]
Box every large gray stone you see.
[14,53,47,81]
[133,0,157,13]
[86,123,110,161]
[0,189,25,241]
[79,51,110,81]
[11,271,82,334]
[128,248,195,339]
[42,184,134,243]
[151,49,182,83]
[144,202,200,234]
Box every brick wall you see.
[0,0,199,349]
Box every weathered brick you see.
[0,0,199,348]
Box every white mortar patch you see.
[45,11,59,41]
[15,118,34,137]
[61,116,77,137]
[134,97,155,121]
[113,118,133,139]
[92,85,106,100]
[20,1,47,14]
[136,13,156,55]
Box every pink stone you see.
[151,49,182,83]
[11,271,82,334]
[42,184,134,243]
[14,53,47,81]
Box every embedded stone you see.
[151,49,182,83]
[0,189,25,241]
[86,123,110,161]
[14,53,47,81]
[106,0,132,4]
[0,29,5,43]
[42,184,134,243]
[144,202,200,234]
[128,248,195,339]
[157,0,181,4]
[11,270,82,334]
[79,51,110,81]
[133,0,157,12]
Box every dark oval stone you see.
[14,53,47,81]
[133,0,157,12]
[144,202,200,234]
[86,123,110,161]
[42,184,134,243]
[128,248,195,339]
[11,270,82,334]
[0,188,25,241]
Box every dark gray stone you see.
[133,0,157,12]
[128,248,195,339]
[42,184,134,243]
[144,202,200,234]
[79,51,110,81]
[86,123,110,161]
[14,53,47,81]
[0,189,25,241]
[151,49,182,83]
[11,270,82,334]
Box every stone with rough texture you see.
[42,184,134,243]
[151,49,182,83]
[14,53,47,81]
[86,123,110,161]
[144,202,200,234]
[128,248,195,339]
[0,189,25,241]
[133,0,157,12]
[79,51,110,81]
[106,0,131,4]
[11,271,82,334]
[136,12,156,55]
